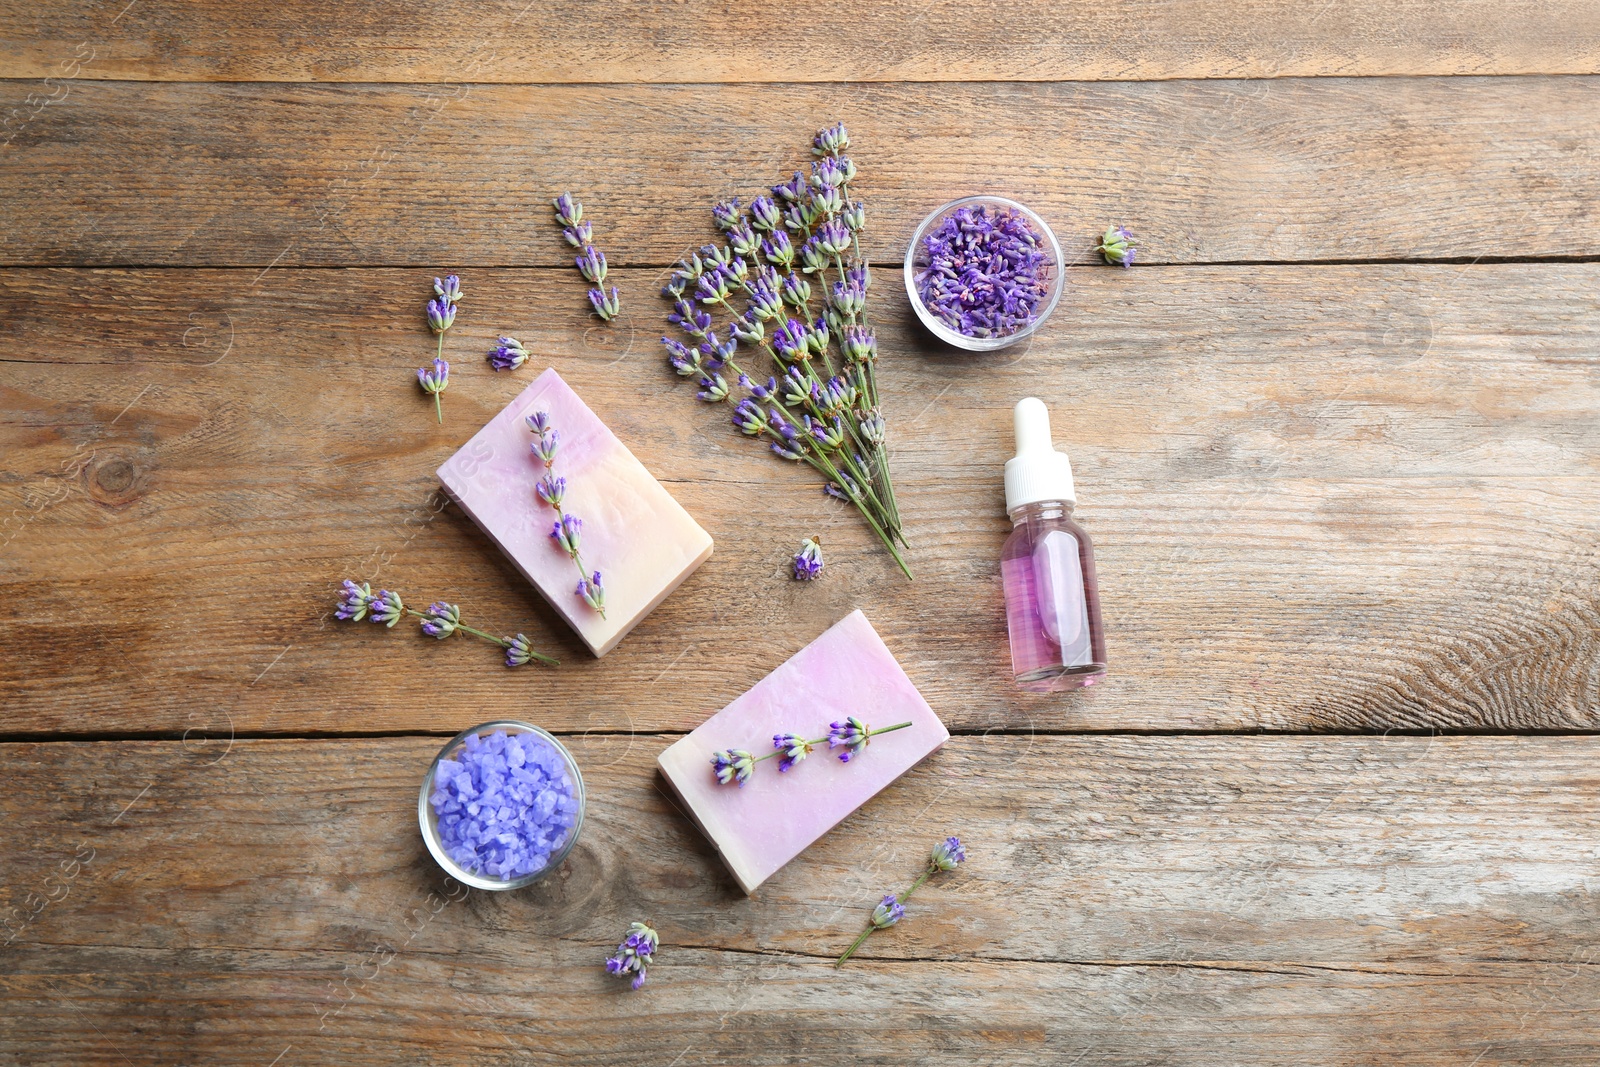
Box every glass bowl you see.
[418,720,586,891]
[903,195,1065,352]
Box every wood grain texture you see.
[4,735,1600,1064]
[3,78,1598,267]
[4,265,1599,735]
[3,1,1598,83]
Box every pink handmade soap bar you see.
[437,368,713,657]
[657,610,949,894]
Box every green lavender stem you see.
[403,609,558,666]
[836,866,933,967]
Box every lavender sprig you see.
[488,335,529,372]
[709,719,911,786]
[554,193,620,321]
[605,921,659,991]
[420,274,462,421]
[527,410,606,617]
[417,357,449,423]
[1096,224,1136,267]
[792,536,823,580]
[836,836,967,967]
[332,580,557,667]
[658,122,910,580]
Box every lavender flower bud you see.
[678,254,706,281]
[771,172,806,203]
[575,245,608,284]
[761,231,795,269]
[420,601,460,639]
[710,198,741,231]
[792,536,824,581]
[808,185,843,218]
[771,441,805,462]
[815,220,851,257]
[830,280,865,317]
[551,513,583,556]
[711,748,756,786]
[526,414,559,464]
[562,220,592,248]
[662,270,692,299]
[838,156,857,183]
[820,375,856,411]
[824,483,851,501]
[731,397,768,436]
[696,270,732,305]
[488,335,529,372]
[730,313,764,345]
[772,319,810,363]
[859,409,887,445]
[662,337,701,377]
[774,732,814,771]
[797,237,828,274]
[433,275,463,306]
[930,836,967,871]
[823,307,845,337]
[696,373,730,403]
[812,121,849,157]
[809,415,847,450]
[700,243,734,270]
[811,155,846,189]
[747,278,783,321]
[870,893,905,929]
[505,633,536,668]
[842,201,867,232]
[1096,224,1136,268]
[841,325,877,363]
[848,263,871,292]
[701,331,737,367]
[425,298,456,334]
[525,411,552,434]
[725,220,758,256]
[668,298,712,338]
[535,473,566,507]
[780,366,810,406]
[749,195,782,232]
[779,272,811,310]
[417,357,449,395]
[335,579,374,622]
[589,285,621,320]
[806,317,831,357]
[369,589,405,628]
[723,256,749,286]
[827,715,871,761]
[783,202,814,232]
[577,571,605,614]
[553,192,582,227]
[604,922,658,991]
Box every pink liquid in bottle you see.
[1001,399,1107,691]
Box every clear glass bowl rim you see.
[417,719,587,892]
[902,195,1066,352]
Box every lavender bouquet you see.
[661,122,910,579]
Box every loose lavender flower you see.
[711,198,741,231]
[333,581,557,666]
[554,192,621,321]
[417,357,449,423]
[420,601,460,639]
[605,921,659,991]
[870,894,905,929]
[335,579,375,621]
[1096,224,1136,268]
[813,121,849,156]
[528,410,607,617]
[368,589,405,628]
[488,335,529,372]
[793,536,824,580]
[837,836,968,966]
[711,748,756,786]
[913,204,1054,339]
[712,719,910,786]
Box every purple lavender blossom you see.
[749,195,782,232]
[425,297,455,335]
[417,357,449,423]
[527,413,559,464]
[420,601,460,639]
[711,198,741,230]
[711,749,756,786]
[913,204,1054,339]
[663,337,700,376]
[828,715,870,761]
[697,374,730,402]
[930,836,967,871]
[792,537,824,581]
[335,579,374,621]
[589,285,621,321]
[562,219,592,248]
[551,513,582,556]
[535,473,566,506]
[369,589,405,628]
[575,246,607,284]
[812,121,849,156]
[488,335,529,372]
[433,275,462,306]
[772,318,809,362]
[554,193,620,320]
[773,732,813,772]
[604,922,659,991]
[771,172,806,203]
[577,571,605,614]
[870,894,905,929]
[504,633,539,668]
[1096,224,1136,267]
[553,193,582,227]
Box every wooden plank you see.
[3,264,1599,735]
[2,78,1597,267]
[3,1,1597,83]
[3,735,1599,1064]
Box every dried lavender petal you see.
[429,729,579,880]
[913,205,1054,339]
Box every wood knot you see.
[508,837,607,935]
[84,453,148,507]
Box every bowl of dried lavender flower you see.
[418,720,585,890]
[904,196,1065,351]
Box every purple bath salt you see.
[914,204,1053,339]
[429,729,579,880]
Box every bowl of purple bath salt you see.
[904,196,1065,352]
[419,720,586,891]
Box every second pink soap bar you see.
[657,610,949,895]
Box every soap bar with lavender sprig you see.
[657,610,949,895]
[437,368,713,657]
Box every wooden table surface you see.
[4,3,1600,1064]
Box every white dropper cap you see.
[1004,397,1076,516]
